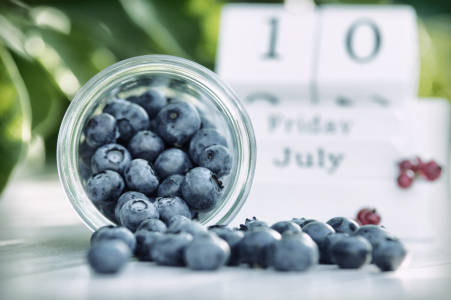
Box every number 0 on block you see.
[314,5,418,106]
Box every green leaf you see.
[0,43,31,195]
[11,53,68,139]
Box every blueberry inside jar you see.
[58,56,256,231]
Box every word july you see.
[274,148,344,174]
[268,114,352,136]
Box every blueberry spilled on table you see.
[87,215,407,274]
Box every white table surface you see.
[0,173,450,300]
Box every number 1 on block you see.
[216,4,317,104]
[265,18,279,59]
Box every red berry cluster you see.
[356,208,381,226]
[397,157,442,189]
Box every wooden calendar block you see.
[216,4,316,103]
[314,5,418,106]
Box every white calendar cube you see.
[216,4,317,103]
[314,5,419,106]
[216,3,450,241]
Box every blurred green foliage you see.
[0,43,30,194]
[0,0,450,195]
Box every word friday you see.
[268,114,353,136]
[273,148,344,173]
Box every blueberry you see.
[167,218,207,237]
[209,227,244,266]
[87,170,125,206]
[99,203,119,224]
[198,145,232,178]
[330,236,372,269]
[136,219,167,233]
[155,102,201,146]
[291,218,306,227]
[127,130,165,162]
[184,233,230,270]
[119,199,159,233]
[166,215,191,228]
[127,90,167,119]
[134,231,162,261]
[157,174,184,198]
[372,237,407,271]
[155,196,191,224]
[326,217,360,235]
[124,159,159,196]
[115,191,150,221]
[270,221,302,235]
[239,227,281,268]
[103,98,129,116]
[114,102,150,143]
[149,118,158,132]
[181,167,224,212]
[189,129,227,165]
[240,217,269,231]
[154,149,192,180]
[91,144,132,175]
[85,113,119,148]
[87,240,131,274]
[79,140,97,167]
[151,232,193,266]
[317,233,347,264]
[270,232,318,272]
[301,222,335,245]
[90,225,115,245]
[354,225,394,248]
[92,226,136,252]
[299,219,317,228]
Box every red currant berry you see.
[365,211,381,225]
[397,170,414,188]
[421,161,442,181]
[399,160,414,172]
[411,157,425,173]
[356,208,381,225]
[356,208,370,225]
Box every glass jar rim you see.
[57,55,257,231]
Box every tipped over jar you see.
[57,55,256,231]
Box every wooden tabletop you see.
[0,174,450,300]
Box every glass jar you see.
[57,55,256,232]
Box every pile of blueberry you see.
[78,89,233,229]
[397,157,442,188]
[88,215,407,274]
